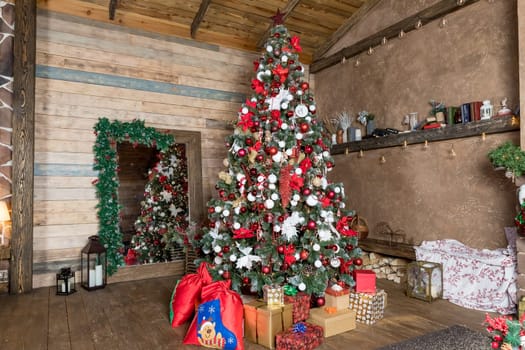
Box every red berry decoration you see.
[256,154,264,162]
[245,138,253,146]
[306,220,316,230]
[289,86,297,93]
[316,296,325,307]
[228,193,236,200]
[242,277,250,284]
[304,145,314,154]
[346,244,354,251]
[223,246,230,253]
[327,191,336,199]
[300,123,309,133]
[238,149,247,157]
[277,245,285,254]
[300,250,309,260]
[222,271,231,279]
[491,341,500,349]
[301,82,309,91]
[240,206,247,213]
[208,207,215,214]
[302,188,312,196]
[262,265,271,274]
[354,257,363,266]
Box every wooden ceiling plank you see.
[313,0,381,59]
[300,0,360,15]
[109,0,117,20]
[311,0,481,73]
[256,0,302,48]
[191,0,212,38]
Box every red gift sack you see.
[183,279,244,350]
[169,262,212,327]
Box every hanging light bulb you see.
[481,132,486,141]
[439,17,448,28]
[345,148,349,155]
[381,37,388,46]
[402,140,408,149]
[341,56,347,65]
[424,140,429,150]
[354,58,361,67]
[415,19,423,29]
[457,0,465,5]
[450,145,456,157]
[358,149,364,158]
[398,30,406,38]
[379,155,386,164]
[367,46,374,55]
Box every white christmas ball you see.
[278,141,286,148]
[256,71,265,81]
[265,199,275,209]
[306,195,318,206]
[223,158,229,167]
[330,257,341,268]
[281,102,289,109]
[295,252,300,261]
[293,194,301,201]
[230,254,237,262]
[222,209,230,217]
[340,202,346,208]
[295,133,304,140]
[334,187,341,193]
[265,69,272,76]
[271,193,279,201]
[266,45,273,52]
[322,151,330,158]
[214,245,222,253]
[314,260,323,268]
[269,184,276,190]
[281,55,288,63]
[286,94,294,101]
[273,225,281,232]
[214,206,222,213]
[332,244,340,253]
[218,269,224,275]
[298,283,306,291]
[313,243,320,251]
[272,152,283,162]
[236,173,245,181]
[281,123,289,130]
[309,104,316,112]
[312,177,322,187]
[247,193,256,202]
[295,168,303,175]
[214,256,223,265]
[251,97,257,102]
[257,175,266,183]
[268,174,277,183]
[234,207,241,215]
[285,148,293,156]
[297,90,303,96]
[290,200,297,207]
[233,222,241,230]
[202,247,211,254]
[241,107,249,114]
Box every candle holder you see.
[81,235,107,291]
[56,267,76,295]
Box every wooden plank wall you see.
[33,9,290,288]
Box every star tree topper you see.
[271,9,286,25]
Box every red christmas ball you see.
[209,222,216,228]
[268,146,278,156]
[491,341,500,349]
[278,216,285,223]
[238,149,247,157]
[302,188,312,196]
[346,244,354,251]
[287,110,294,117]
[262,266,271,274]
[289,60,295,65]
[289,86,297,93]
[304,145,314,154]
[301,82,309,91]
[251,222,260,230]
[268,58,274,64]
[223,246,230,253]
[274,33,280,38]
[327,191,336,199]
[228,193,236,200]
[245,138,253,146]
[240,206,247,213]
[316,296,325,307]
[250,168,257,176]
[281,263,289,271]
[300,250,309,260]
[277,245,285,254]
[223,271,231,279]
[242,277,250,284]
[218,190,226,198]
[326,161,333,169]
[250,126,258,133]
[256,154,264,162]
[208,207,215,214]
[258,203,265,210]
[354,257,363,266]
[217,252,223,257]
[300,123,309,133]
[264,213,274,223]
[306,220,316,230]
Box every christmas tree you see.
[132,144,189,263]
[194,12,361,296]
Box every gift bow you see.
[292,322,307,334]
[283,284,298,296]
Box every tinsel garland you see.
[92,117,174,274]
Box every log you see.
[359,238,416,260]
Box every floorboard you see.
[0,277,493,350]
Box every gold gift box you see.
[348,289,387,325]
[307,307,356,337]
[263,284,284,306]
[325,292,350,311]
[244,300,293,349]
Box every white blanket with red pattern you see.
[415,239,517,314]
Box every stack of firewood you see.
[360,251,410,284]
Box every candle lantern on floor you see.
[406,261,443,302]
[56,267,76,295]
[81,235,107,291]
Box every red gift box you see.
[354,269,376,293]
[275,322,323,350]
[283,292,310,323]
[325,285,350,297]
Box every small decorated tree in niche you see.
[193,12,362,297]
[132,144,189,263]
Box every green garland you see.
[92,118,174,274]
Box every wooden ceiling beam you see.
[109,0,118,20]
[313,0,381,60]
[191,0,212,38]
[256,0,302,49]
[311,0,480,73]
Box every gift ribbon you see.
[324,307,337,314]
[283,284,298,296]
[292,322,307,334]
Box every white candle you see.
[61,282,66,293]
[89,269,96,287]
[95,265,103,286]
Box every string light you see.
[402,140,408,149]
[481,132,486,141]
[450,145,456,157]
[457,0,465,5]
[381,37,388,45]
[379,155,386,164]
[424,140,429,150]
[354,58,361,67]
[367,46,375,55]
[341,56,347,65]
[398,30,406,39]
[358,149,364,158]
[415,19,423,29]
[439,17,448,28]
[345,148,349,155]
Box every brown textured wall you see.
[315,0,519,250]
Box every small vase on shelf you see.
[366,120,376,137]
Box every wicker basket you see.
[351,215,369,240]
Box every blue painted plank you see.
[36,65,245,103]
[35,163,97,177]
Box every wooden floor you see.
[0,277,491,350]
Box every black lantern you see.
[81,235,107,291]
[56,267,76,295]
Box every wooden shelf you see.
[331,115,519,155]
[358,238,416,260]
